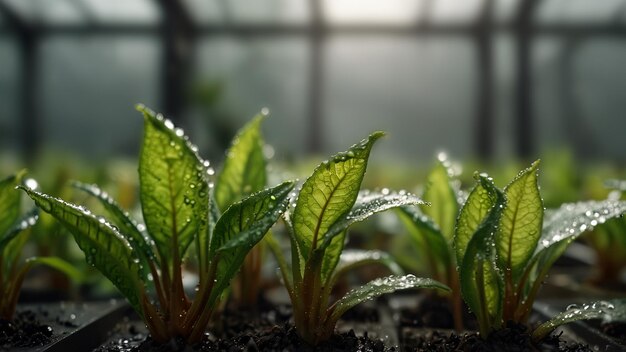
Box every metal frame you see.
[1,0,626,160]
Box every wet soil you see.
[599,321,626,344]
[94,299,392,352]
[95,323,395,352]
[397,295,477,331]
[0,310,54,349]
[403,322,593,352]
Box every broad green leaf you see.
[396,206,450,279]
[137,105,210,263]
[320,190,426,252]
[328,275,449,325]
[522,200,626,297]
[20,187,144,315]
[215,113,267,212]
[0,171,25,237]
[458,175,506,334]
[496,161,543,282]
[420,161,458,240]
[454,174,498,266]
[317,190,424,282]
[293,132,384,260]
[327,249,403,289]
[26,257,84,283]
[532,301,616,342]
[72,181,156,277]
[207,181,295,305]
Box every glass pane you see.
[430,0,483,24]
[183,0,225,25]
[325,37,475,161]
[570,40,626,160]
[538,0,626,24]
[226,0,309,24]
[194,37,310,159]
[323,0,421,25]
[0,35,19,153]
[2,0,89,25]
[493,0,520,24]
[39,37,161,157]
[81,0,160,24]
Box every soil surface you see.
[403,322,592,352]
[600,321,626,344]
[95,323,395,352]
[94,299,392,352]
[0,310,54,349]
[398,296,477,331]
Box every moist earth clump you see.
[0,310,53,349]
[404,322,592,352]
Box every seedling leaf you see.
[421,161,458,240]
[72,181,155,279]
[328,249,403,289]
[20,187,144,314]
[215,113,267,212]
[0,171,25,236]
[458,175,506,335]
[137,105,209,264]
[523,200,626,299]
[320,190,426,253]
[208,181,294,304]
[454,174,498,266]
[26,257,84,283]
[532,301,616,342]
[496,160,543,282]
[328,275,449,325]
[293,132,384,260]
[396,206,449,279]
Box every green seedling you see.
[268,132,449,345]
[583,180,626,285]
[454,161,626,341]
[21,105,295,345]
[214,113,269,307]
[0,171,80,320]
[395,156,465,330]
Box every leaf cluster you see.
[455,161,626,339]
[1,171,79,320]
[269,132,449,345]
[21,106,294,344]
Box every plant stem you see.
[448,267,464,332]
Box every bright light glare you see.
[323,0,421,25]
[24,178,39,190]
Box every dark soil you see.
[403,322,592,352]
[0,310,53,349]
[95,323,395,352]
[399,296,477,331]
[341,304,380,323]
[600,321,626,344]
[94,297,391,352]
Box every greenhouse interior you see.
[0,0,625,351]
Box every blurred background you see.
[1,0,625,168]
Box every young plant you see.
[583,180,626,284]
[214,112,269,307]
[454,161,626,341]
[268,132,450,345]
[20,105,295,345]
[0,171,79,320]
[395,156,465,330]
